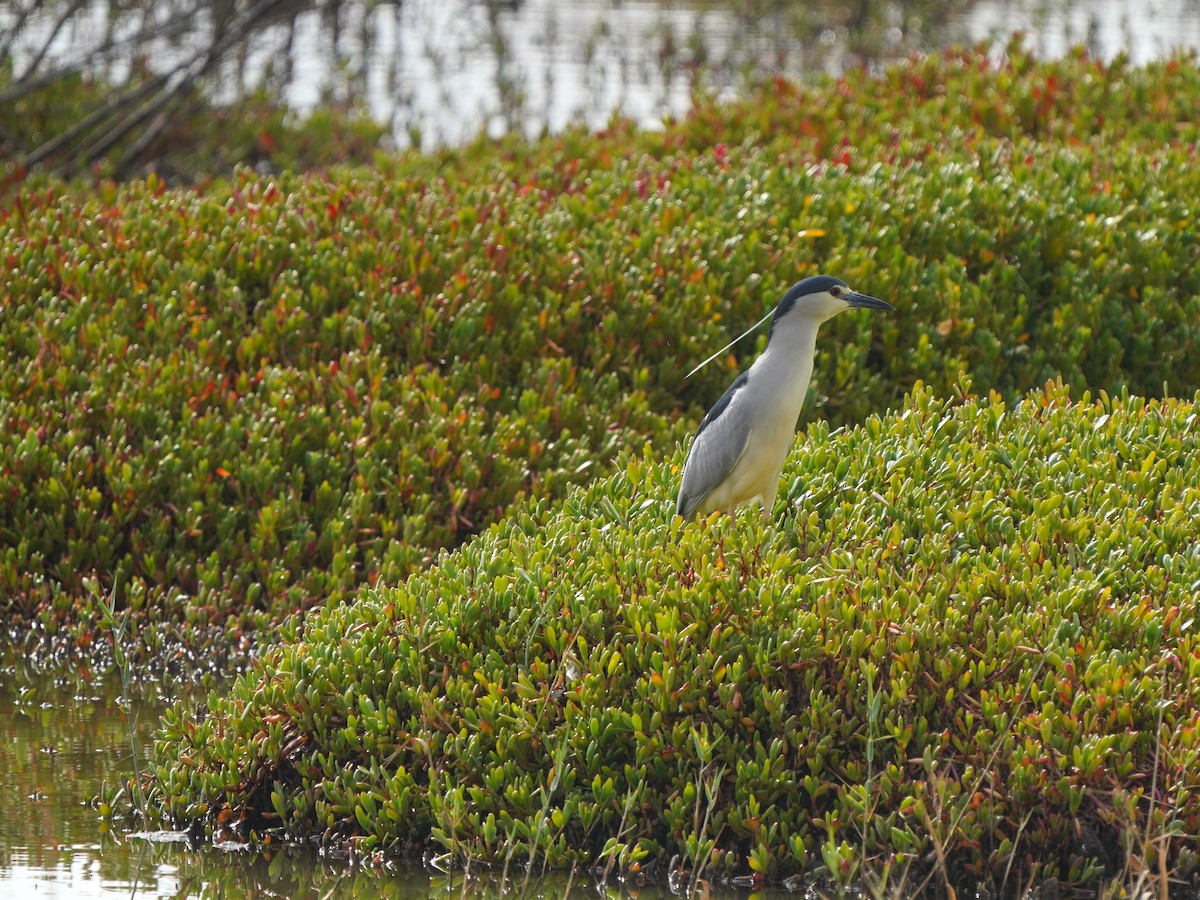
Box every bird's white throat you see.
[750,317,821,425]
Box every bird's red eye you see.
[830,286,842,297]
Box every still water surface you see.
[224,0,1200,146]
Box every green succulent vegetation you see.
[153,382,1200,892]
[6,40,1200,890]
[6,44,1200,667]
[456,42,1200,184]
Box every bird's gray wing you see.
[677,373,752,519]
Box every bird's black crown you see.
[768,275,849,337]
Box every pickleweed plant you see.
[150,382,1200,893]
[7,48,1200,673]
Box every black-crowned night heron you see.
[676,274,894,520]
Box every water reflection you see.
[0,675,159,898]
[7,0,1200,162]
[273,0,976,147]
[0,0,962,153]
[4,0,1200,177]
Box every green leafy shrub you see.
[149,381,1200,892]
[0,171,674,653]
[5,48,1200,665]
[429,40,1200,182]
[666,41,1200,160]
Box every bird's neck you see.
[750,318,820,423]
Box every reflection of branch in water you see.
[383,1,409,143]
[486,0,524,137]
[19,66,172,168]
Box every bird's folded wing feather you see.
[677,378,752,518]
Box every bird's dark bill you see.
[846,292,895,310]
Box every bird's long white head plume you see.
[684,308,775,379]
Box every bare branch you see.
[72,0,302,170]
[20,67,170,168]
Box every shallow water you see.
[1,673,805,898]
[0,674,184,898]
[0,675,411,898]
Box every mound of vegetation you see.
[149,382,1200,893]
[4,46,1200,670]
[432,40,1200,179]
